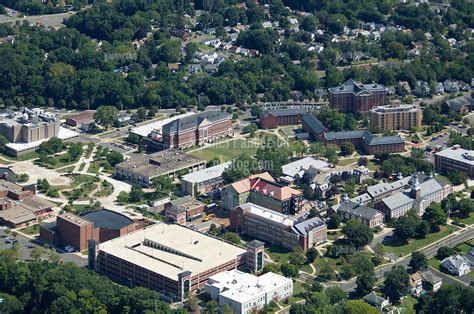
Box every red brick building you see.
[162,111,233,149]
[65,111,95,127]
[40,209,137,251]
[164,196,206,225]
[323,130,405,155]
[301,113,326,140]
[259,108,309,129]
[230,203,327,251]
[328,79,386,114]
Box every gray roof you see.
[80,209,134,229]
[445,96,474,111]
[293,216,326,236]
[380,177,444,210]
[162,111,231,134]
[247,239,265,248]
[259,108,308,119]
[435,147,474,166]
[349,193,371,204]
[181,161,231,184]
[302,113,326,134]
[281,157,329,178]
[328,79,386,95]
[421,270,442,284]
[333,201,383,220]
[441,255,470,270]
[324,130,404,146]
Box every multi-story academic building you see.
[328,79,386,114]
[162,111,233,149]
[230,203,327,251]
[258,108,309,129]
[435,146,474,178]
[221,173,303,214]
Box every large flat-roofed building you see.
[181,161,231,196]
[0,180,56,228]
[222,173,303,214]
[115,150,206,187]
[374,174,452,220]
[435,146,474,178]
[206,270,293,314]
[370,104,422,131]
[162,111,233,149]
[90,223,247,302]
[258,108,309,129]
[230,203,327,251]
[328,79,386,114]
[324,130,405,155]
[39,209,137,252]
[0,110,59,144]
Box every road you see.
[0,11,73,28]
[0,227,87,267]
[322,226,474,292]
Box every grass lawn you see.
[327,230,343,240]
[190,139,259,162]
[382,225,458,256]
[428,257,442,269]
[266,245,292,264]
[293,280,304,295]
[399,295,417,314]
[338,158,358,167]
[457,213,474,225]
[367,160,379,171]
[1,151,39,161]
[64,204,96,215]
[20,224,40,235]
[36,153,79,169]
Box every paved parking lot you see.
[0,227,87,267]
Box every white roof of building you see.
[240,203,296,226]
[435,147,474,166]
[5,127,78,152]
[182,161,231,183]
[381,178,445,209]
[130,112,195,137]
[208,270,292,303]
[97,223,246,280]
[281,157,329,178]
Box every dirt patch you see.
[11,161,72,186]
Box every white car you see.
[64,245,75,253]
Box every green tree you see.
[129,185,143,202]
[306,247,319,263]
[94,106,119,130]
[324,144,339,165]
[68,143,83,160]
[281,263,299,279]
[325,287,346,304]
[356,271,376,296]
[340,142,355,156]
[409,251,428,273]
[106,151,124,166]
[223,232,241,245]
[383,266,410,302]
[437,246,456,260]
[327,213,341,229]
[289,246,306,267]
[151,175,174,196]
[342,220,374,249]
[422,203,447,232]
[205,300,219,314]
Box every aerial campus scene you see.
[0,0,473,313]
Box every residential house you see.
[409,272,423,296]
[414,81,430,97]
[444,96,474,114]
[444,80,460,93]
[441,255,471,276]
[435,82,445,94]
[397,81,412,95]
[204,64,219,74]
[421,270,443,292]
[363,292,390,311]
[188,64,202,74]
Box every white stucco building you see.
[205,270,293,314]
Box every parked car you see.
[64,245,75,253]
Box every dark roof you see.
[162,111,231,134]
[247,240,265,248]
[294,216,326,236]
[259,108,308,119]
[328,79,386,95]
[325,130,405,146]
[324,130,366,141]
[81,209,134,230]
[445,96,474,111]
[302,113,326,134]
[334,201,382,220]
